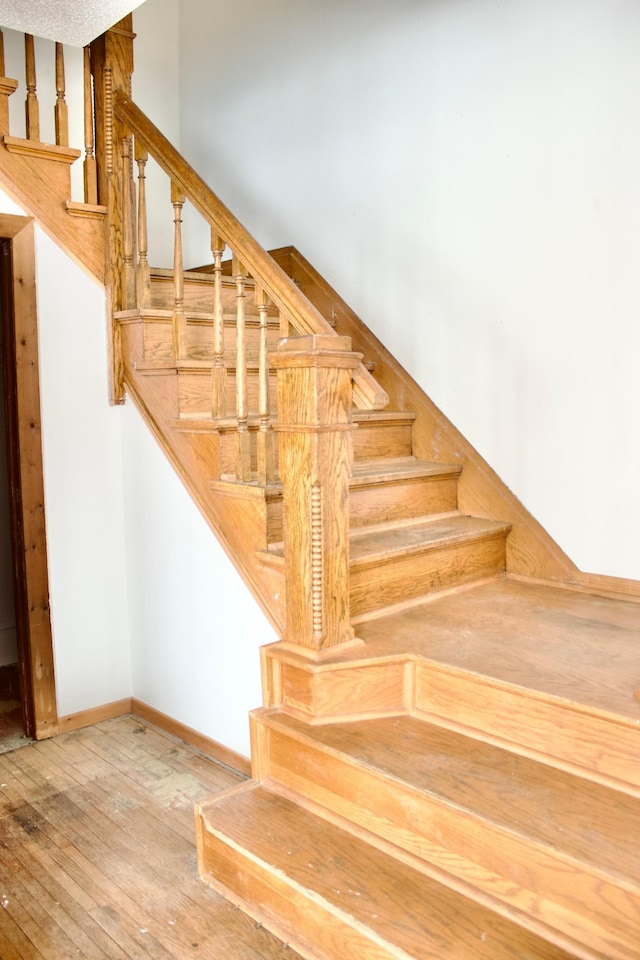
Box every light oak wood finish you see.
[24,35,39,142]
[0,716,299,960]
[0,31,19,136]
[272,335,360,654]
[111,93,388,411]
[90,15,135,402]
[197,784,578,960]
[0,139,104,281]
[254,710,640,959]
[54,43,69,148]
[270,245,579,584]
[83,46,98,205]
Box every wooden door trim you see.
[0,213,57,738]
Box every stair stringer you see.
[0,138,106,283]
[270,246,580,587]
[120,318,286,634]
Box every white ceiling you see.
[1,0,148,48]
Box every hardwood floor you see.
[0,716,302,960]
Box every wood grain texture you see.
[0,142,105,282]
[112,93,388,410]
[256,711,640,959]
[269,245,579,583]
[0,716,298,960]
[272,336,360,653]
[197,783,578,960]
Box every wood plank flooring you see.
[0,716,302,960]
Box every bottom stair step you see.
[196,782,579,960]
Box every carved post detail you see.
[82,47,98,204]
[210,231,227,418]
[234,258,251,481]
[171,181,187,359]
[135,141,150,307]
[90,15,135,403]
[255,284,275,484]
[54,43,69,146]
[271,334,361,655]
[24,34,39,141]
[0,31,19,136]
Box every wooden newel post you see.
[272,334,362,656]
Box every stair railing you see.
[0,26,98,205]
[106,90,388,484]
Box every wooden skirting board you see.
[56,696,251,776]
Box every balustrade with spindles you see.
[0,17,388,655]
[0,26,99,206]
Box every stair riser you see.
[176,370,278,419]
[142,319,280,365]
[264,474,460,545]
[350,533,507,616]
[352,421,413,460]
[349,475,458,528]
[414,665,640,795]
[196,808,400,960]
[257,716,640,960]
[150,276,268,314]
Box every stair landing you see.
[355,577,640,720]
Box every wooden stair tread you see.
[350,456,462,485]
[349,514,511,563]
[262,711,640,885]
[352,410,416,424]
[199,783,577,960]
[356,578,640,720]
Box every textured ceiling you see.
[1,0,148,47]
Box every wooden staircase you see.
[1,19,639,960]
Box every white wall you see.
[121,402,274,755]
[0,189,133,713]
[129,2,276,757]
[177,0,640,581]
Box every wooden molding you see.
[3,135,81,164]
[1,215,58,740]
[111,91,388,411]
[65,200,107,219]
[575,571,640,602]
[0,142,105,283]
[131,699,251,776]
[57,698,134,733]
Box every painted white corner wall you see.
[0,189,133,714]
[129,1,276,758]
[177,0,640,581]
[132,0,182,267]
[121,402,274,756]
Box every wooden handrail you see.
[112,89,388,411]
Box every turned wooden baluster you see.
[210,231,227,417]
[272,335,361,654]
[234,258,251,481]
[171,182,187,359]
[120,137,136,309]
[135,142,150,308]
[54,43,69,147]
[0,31,19,136]
[83,47,98,204]
[24,34,39,141]
[256,285,275,484]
